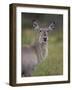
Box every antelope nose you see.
[44,38,47,41]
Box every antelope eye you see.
[40,30,41,32]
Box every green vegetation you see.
[22,29,63,76]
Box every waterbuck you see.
[21,20,55,77]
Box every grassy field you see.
[22,29,63,76]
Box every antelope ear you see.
[48,22,55,31]
[32,20,40,30]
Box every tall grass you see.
[22,29,63,76]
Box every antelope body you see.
[22,20,55,77]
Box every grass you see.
[22,29,63,76]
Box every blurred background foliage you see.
[21,13,63,76]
